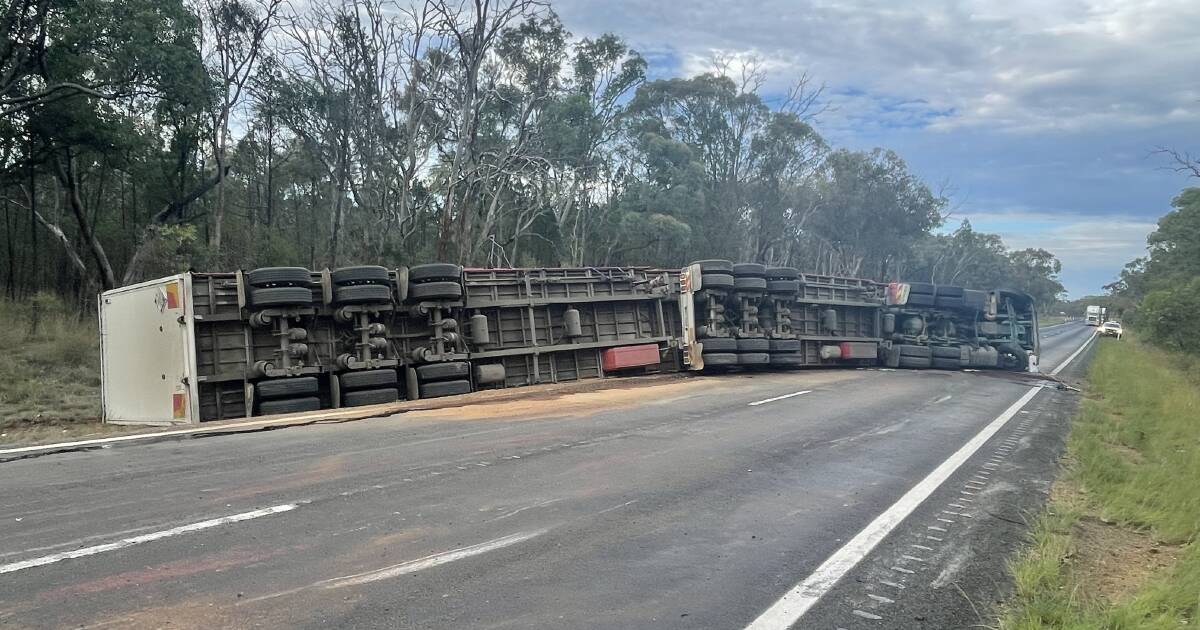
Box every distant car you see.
[1100,321,1123,339]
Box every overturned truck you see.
[98,260,1039,425]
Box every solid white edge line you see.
[743,385,1042,630]
[748,390,814,407]
[0,503,299,575]
[744,328,1097,629]
[1049,330,1098,376]
[0,413,339,457]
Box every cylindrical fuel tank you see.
[474,363,506,385]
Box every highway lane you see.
[0,323,1095,629]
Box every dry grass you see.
[0,295,104,440]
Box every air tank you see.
[563,307,583,337]
[469,313,490,345]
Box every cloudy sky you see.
[551,0,1199,297]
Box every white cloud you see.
[547,0,1197,294]
[962,210,1156,295]
[551,0,1200,134]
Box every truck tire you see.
[415,361,471,382]
[702,352,738,367]
[898,355,932,369]
[732,262,766,277]
[935,295,965,309]
[334,284,393,304]
[734,276,766,291]
[765,266,799,279]
[342,388,400,407]
[906,292,935,307]
[408,263,462,283]
[339,369,398,391]
[255,377,319,400]
[700,273,735,289]
[247,267,311,288]
[935,284,964,297]
[896,344,932,358]
[693,259,734,273]
[258,396,321,415]
[332,266,390,286]
[766,280,799,293]
[408,281,463,301]
[931,357,962,370]
[420,379,471,398]
[770,352,806,367]
[768,339,802,352]
[737,338,770,352]
[738,352,770,365]
[250,286,313,307]
[998,343,1029,372]
[907,281,935,295]
[930,345,961,359]
[700,337,738,352]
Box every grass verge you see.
[0,295,112,443]
[1000,336,1200,629]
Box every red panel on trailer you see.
[839,341,879,360]
[601,344,661,371]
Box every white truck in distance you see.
[1085,304,1105,326]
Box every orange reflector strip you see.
[165,282,180,309]
[172,392,186,419]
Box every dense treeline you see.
[1104,181,1200,353]
[0,0,1065,310]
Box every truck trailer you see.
[99,260,1040,426]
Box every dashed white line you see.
[748,390,813,407]
[0,503,300,575]
[319,529,546,589]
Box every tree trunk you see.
[56,156,116,290]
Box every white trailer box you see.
[99,274,200,425]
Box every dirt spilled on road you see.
[409,370,860,422]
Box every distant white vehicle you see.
[1100,321,1123,339]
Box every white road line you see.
[0,503,299,575]
[743,385,1041,630]
[0,416,340,457]
[748,390,813,407]
[319,529,546,589]
[1049,330,1098,376]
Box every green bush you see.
[1138,276,1200,354]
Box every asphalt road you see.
[0,322,1096,629]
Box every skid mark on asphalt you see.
[244,528,548,603]
[743,386,1043,630]
[825,403,1042,627]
